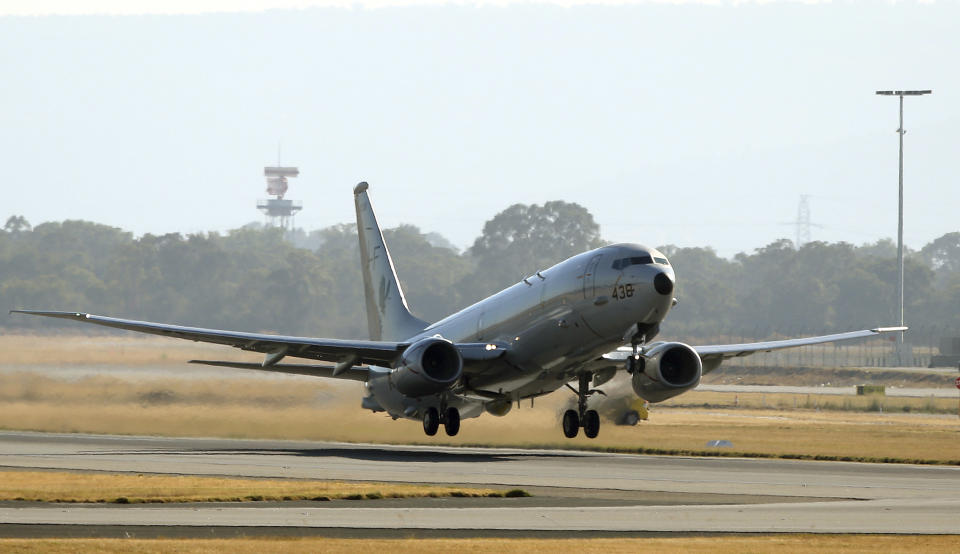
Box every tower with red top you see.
[257,166,302,233]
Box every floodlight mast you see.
[875,89,931,364]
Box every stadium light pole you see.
[875,89,931,365]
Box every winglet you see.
[872,326,908,333]
[10,310,88,320]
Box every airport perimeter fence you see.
[674,325,960,369]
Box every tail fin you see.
[353,182,429,341]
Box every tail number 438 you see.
[611,284,634,300]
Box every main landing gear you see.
[562,373,604,439]
[422,405,460,437]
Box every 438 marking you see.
[611,283,634,300]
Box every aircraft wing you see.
[11,310,406,367]
[11,310,506,374]
[186,360,371,381]
[691,326,907,359]
[603,326,906,363]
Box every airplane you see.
[13,183,906,439]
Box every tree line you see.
[2,209,958,344]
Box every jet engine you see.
[391,337,463,397]
[631,342,702,403]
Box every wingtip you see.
[872,326,909,333]
[353,181,369,195]
[8,310,88,319]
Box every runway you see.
[0,431,958,536]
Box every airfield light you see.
[875,89,931,365]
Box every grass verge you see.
[2,394,956,465]
[662,389,959,414]
[0,471,512,504]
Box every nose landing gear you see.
[625,325,649,375]
[562,373,605,439]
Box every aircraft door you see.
[582,254,602,299]
[579,251,626,338]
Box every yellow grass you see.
[0,380,957,464]
[0,471,500,503]
[0,372,326,408]
[665,389,958,414]
[0,335,255,366]
[0,536,958,553]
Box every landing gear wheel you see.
[562,409,580,438]
[423,406,440,436]
[443,407,460,437]
[583,409,600,439]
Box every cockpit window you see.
[612,255,670,270]
[612,255,653,270]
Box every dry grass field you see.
[0,471,503,503]
[661,388,958,413]
[2,334,959,464]
[0,536,958,553]
[0,334,253,366]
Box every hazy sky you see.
[1,1,956,258]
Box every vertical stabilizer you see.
[354,182,428,341]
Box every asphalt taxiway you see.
[0,431,958,537]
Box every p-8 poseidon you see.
[14,184,904,439]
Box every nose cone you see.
[654,272,674,295]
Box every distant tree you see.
[4,209,956,339]
[656,245,739,339]
[919,232,960,275]
[384,225,472,321]
[424,232,459,253]
[855,238,900,260]
[916,271,960,330]
[463,201,604,301]
[3,215,30,234]
[311,224,366,338]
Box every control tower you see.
[257,166,303,233]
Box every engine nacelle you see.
[391,337,463,397]
[631,342,702,403]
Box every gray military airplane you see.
[13,183,905,439]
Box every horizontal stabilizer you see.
[188,360,370,382]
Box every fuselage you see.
[368,243,676,419]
